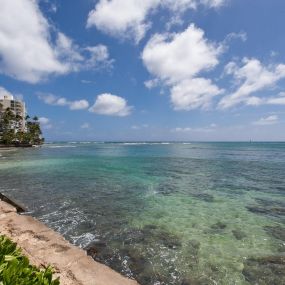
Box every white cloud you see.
[144,78,160,89]
[0,0,112,83]
[142,24,222,83]
[89,93,133,116]
[38,93,89,110]
[219,58,285,108]
[224,31,247,43]
[0,0,68,83]
[87,0,226,42]
[267,92,285,105]
[131,124,148,130]
[69,100,90,110]
[38,117,50,125]
[87,0,158,43]
[170,78,224,110]
[81,123,90,129]
[142,24,223,110]
[38,117,52,129]
[253,115,279,126]
[173,125,216,133]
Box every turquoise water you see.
[0,142,284,284]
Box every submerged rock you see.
[85,226,183,284]
[211,221,227,230]
[85,240,114,261]
[232,229,247,240]
[247,205,285,216]
[242,255,285,284]
[157,183,178,196]
[264,225,285,242]
[191,193,214,202]
[180,276,213,285]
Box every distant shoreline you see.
[0,144,35,148]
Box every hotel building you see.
[0,93,26,132]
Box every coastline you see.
[0,144,35,148]
[0,195,139,285]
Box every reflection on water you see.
[0,142,285,284]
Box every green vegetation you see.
[0,235,59,285]
[0,104,44,145]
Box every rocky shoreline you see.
[0,196,139,285]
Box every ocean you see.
[0,142,284,284]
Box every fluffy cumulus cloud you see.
[0,0,112,83]
[142,24,223,110]
[253,115,279,126]
[89,93,133,116]
[219,58,285,108]
[38,117,52,129]
[87,0,226,42]
[142,24,222,83]
[87,0,159,43]
[171,78,224,110]
[38,93,89,110]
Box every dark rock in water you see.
[157,183,178,196]
[85,241,114,261]
[255,198,285,208]
[191,193,214,202]
[143,225,157,231]
[181,276,212,285]
[242,255,285,285]
[264,225,285,242]
[155,230,182,249]
[121,247,154,285]
[211,221,227,230]
[188,239,200,250]
[247,205,285,216]
[232,229,247,240]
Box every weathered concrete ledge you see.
[0,199,139,285]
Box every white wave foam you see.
[45,145,77,148]
[70,232,98,248]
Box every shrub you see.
[0,235,60,285]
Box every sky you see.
[0,0,285,141]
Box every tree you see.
[0,109,44,146]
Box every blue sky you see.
[0,0,285,141]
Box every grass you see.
[0,235,60,285]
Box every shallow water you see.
[0,142,285,284]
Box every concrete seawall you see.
[0,199,139,285]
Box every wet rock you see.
[181,276,212,285]
[191,193,214,202]
[255,198,285,208]
[157,183,177,196]
[85,241,114,260]
[211,221,227,230]
[155,230,182,249]
[242,255,285,284]
[232,229,247,240]
[144,224,157,230]
[122,247,154,285]
[123,229,146,245]
[247,205,285,216]
[264,225,285,242]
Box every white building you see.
[0,93,26,132]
